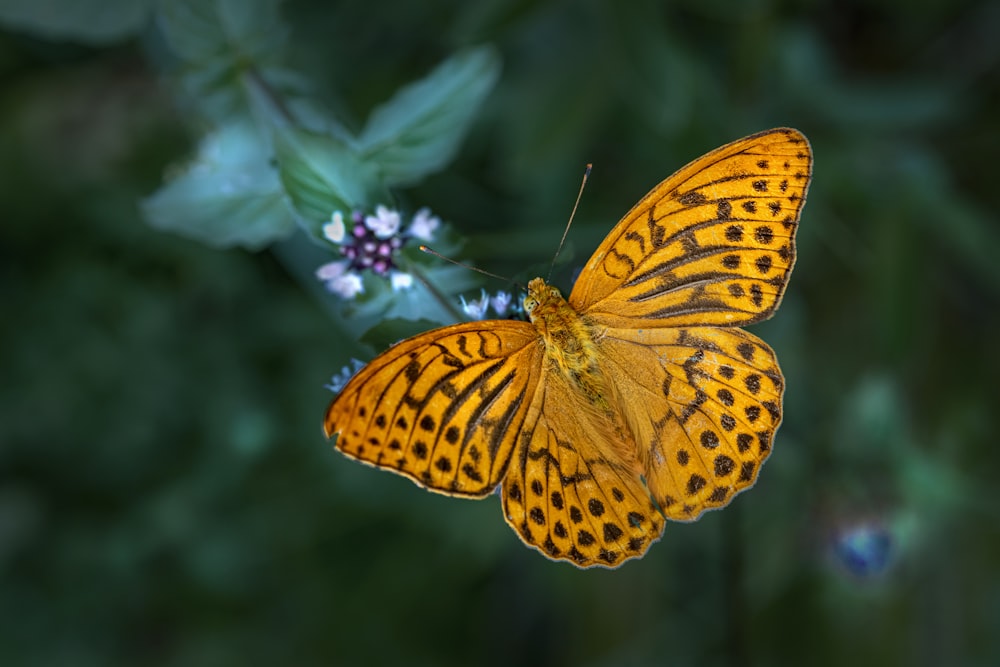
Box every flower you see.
[390,271,414,291]
[325,358,366,394]
[316,260,364,299]
[460,289,490,320]
[318,205,446,299]
[490,291,513,317]
[315,261,347,282]
[325,207,405,281]
[408,207,440,242]
[456,289,522,320]
[365,205,401,239]
[323,211,347,243]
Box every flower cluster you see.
[460,289,517,320]
[325,358,366,394]
[316,205,440,299]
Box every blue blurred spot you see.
[833,523,894,577]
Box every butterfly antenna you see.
[418,245,524,290]
[547,163,592,281]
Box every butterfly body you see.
[524,277,610,412]
[326,128,813,568]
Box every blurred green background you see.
[2,0,999,665]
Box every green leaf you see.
[156,0,285,61]
[141,121,293,249]
[0,0,152,44]
[275,127,387,230]
[358,46,501,187]
[154,0,294,121]
[359,318,443,351]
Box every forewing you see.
[570,128,812,328]
[501,373,665,568]
[325,321,543,497]
[598,325,784,520]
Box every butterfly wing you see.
[597,325,783,520]
[569,128,812,327]
[501,368,665,568]
[325,321,544,497]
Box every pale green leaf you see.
[154,0,294,120]
[142,121,293,249]
[359,46,501,187]
[0,0,152,44]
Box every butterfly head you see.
[523,277,566,322]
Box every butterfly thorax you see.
[524,277,610,411]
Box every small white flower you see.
[316,260,347,281]
[408,207,440,242]
[460,289,490,320]
[333,273,364,298]
[323,211,347,243]
[316,260,364,298]
[390,271,414,291]
[490,291,512,316]
[364,205,401,239]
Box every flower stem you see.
[242,66,298,128]
[402,259,467,322]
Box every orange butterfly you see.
[325,128,812,568]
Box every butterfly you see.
[324,128,812,568]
